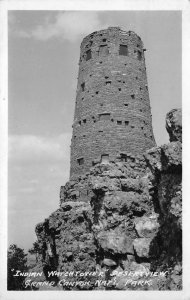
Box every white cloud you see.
[15,11,109,42]
[9,134,71,163]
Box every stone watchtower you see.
[70,27,156,179]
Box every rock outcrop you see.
[28,109,182,291]
[166,108,182,143]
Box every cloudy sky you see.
[8,10,181,250]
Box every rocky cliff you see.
[28,109,182,290]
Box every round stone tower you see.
[70,27,156,179]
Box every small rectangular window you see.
[117,121,122,125]
[120,154,127,162]
[83,119,86,124]
[125,121,129,126]
[137,50,142,61]
[99,113,110,121]
[77,158,84,165]
[106,81,111,85]
[119,45,128,56]
[131,94,135,99]
[86,49,92,61]
[81,82,85,91]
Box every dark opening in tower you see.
[77,158,84,165]
[86,49,92,61]
[119,44,128,56]
[137,50,142,61]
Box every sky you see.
[8,10,182,250]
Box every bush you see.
[7,244,28,290]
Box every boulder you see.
[97,229,134,255]
[134,215,159,238]
[133,238,152,258]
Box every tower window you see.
[99,45,109,56]
[137,50,142,61]
[79,121,81,126]
[81,82,85,91]
[83,119,86,124]
[120,154,127,162]
[86,49,92,61]
[77,158,84,165]
[119,45,128,56]
[99,113,110,121]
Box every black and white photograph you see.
[0,0,189,299]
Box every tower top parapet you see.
[81,27,142,49]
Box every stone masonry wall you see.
[70,27,156,179]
